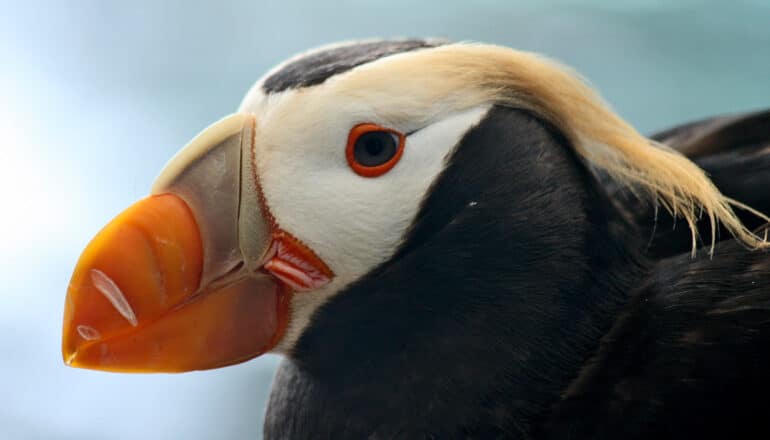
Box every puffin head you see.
[62,39,766,373]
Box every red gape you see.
[263,230,334,292]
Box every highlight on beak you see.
[62,114,289,373]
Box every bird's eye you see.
[346,123,405,177]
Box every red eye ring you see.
[346,123,406,178]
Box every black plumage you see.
[264,105,770,439]
[540,239,770,439]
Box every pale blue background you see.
[1,0,769,438]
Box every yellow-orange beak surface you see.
[62,194,285,372]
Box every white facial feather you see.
[240,83,489,351]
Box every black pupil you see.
[354,131,397,167]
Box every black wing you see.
[541,236,770,439]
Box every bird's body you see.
[264,104,770,439]
[62,40,770,439]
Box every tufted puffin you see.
[61,40,770,439]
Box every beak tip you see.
[62,341,78,367]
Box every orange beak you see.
[62,114,330,373]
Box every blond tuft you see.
[380,43,770,255]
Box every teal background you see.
[1,1,768,438]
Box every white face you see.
[238,66,490,351]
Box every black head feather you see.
[262,39,444,93]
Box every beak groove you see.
[89,268,138,327]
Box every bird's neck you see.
[271,219,642,439]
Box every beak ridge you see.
[152,113,261,287]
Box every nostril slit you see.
[89,268,139,327]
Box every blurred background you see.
[1,0,769,438]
